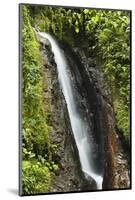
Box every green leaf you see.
[75,27,79,33]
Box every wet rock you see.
[37,32,85,193]
[62,44,130,190]
[36,32,130,192]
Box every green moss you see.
[21,5,59,195]
[22,5,50,156]
[114,99,130,145]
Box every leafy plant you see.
[22,6,59,194]
[22,160,51,194]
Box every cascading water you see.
[39,32,103,190]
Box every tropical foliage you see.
[22,6,58,194]
[21,5,130,194]
[28,6,130,145]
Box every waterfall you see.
[39,32,103,190]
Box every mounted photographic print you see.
[19,3,131,196]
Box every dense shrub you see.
[22,160,51,194]
[22,6,58,194]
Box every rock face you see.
[37,33,86,192]
[61,44,130,190]
[36,32,130,192]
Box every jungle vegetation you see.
[21,5,130,194]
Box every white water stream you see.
[39,32,103,190]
